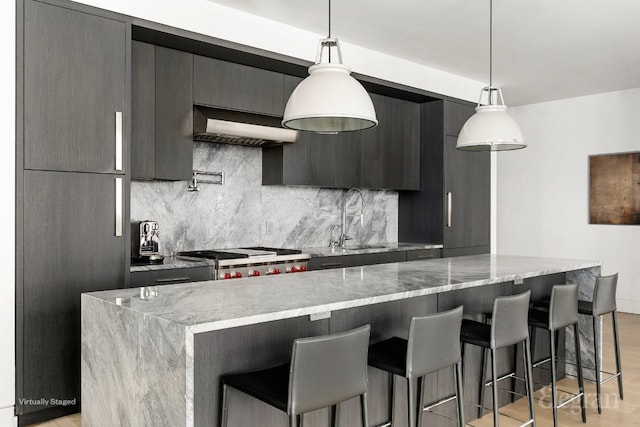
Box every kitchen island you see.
[81,254,600,427]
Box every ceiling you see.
[208,0,640,106]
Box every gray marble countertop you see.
[301,242,443,257]
[130,256,212,272]
[89,254,599,334]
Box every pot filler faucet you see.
[330,187,365,248]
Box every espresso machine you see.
[132,220,164,264]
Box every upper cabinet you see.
[399,99,490,256]
[263,77,419,190]
[131,42,194,181]
[361,94,420,190]
[193,55,285,116]
[23,0,127,174]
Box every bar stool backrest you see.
[593,273,618,316]
[549,284,579,330]
[491,290,531,349]
[406,305,463,378]
[288,324,371,415]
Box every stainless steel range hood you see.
[193,106,298,147]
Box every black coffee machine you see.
[132,220,164,264]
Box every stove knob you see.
[234,272,242,279]
[223,272,232,280]
[299,265,307,272]
[248,270,260,277]
[273,268,281,275]
[288,266,299,273]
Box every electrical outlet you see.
[265,221,274,236]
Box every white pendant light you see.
[457,0,525,151]
[282,1,377,133]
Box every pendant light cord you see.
[489,0,493,88]
[328,0,332,62]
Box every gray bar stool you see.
[368,306,465,427]
[528,283,586,427]
[220,324,371,427]
[460,291,535,427]
[578,272,623,413]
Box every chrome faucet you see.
[339,187,365,248]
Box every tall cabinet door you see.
[443,135,491,252]
[20,170,126,414]
[23,0,127,173]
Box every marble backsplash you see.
[131,142,398,254]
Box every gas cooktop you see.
[177,247,302,260]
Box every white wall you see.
[1,0,16,424]
[497,88,640,313]
[72,0,483,103]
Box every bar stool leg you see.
[574,323,587,423]
[479,347,489,419]
[417,376,425,427]
[330,404,339,427]
[220,383,230,427]
[407,377,417,427]
[455,361,466,427]
[490,348,500,427]
[288,414,297,427]
[387,373,396,425]
[593,316,602,414]
[524,338,536,425]
[549,330,558,427]
[612,311,624,400]
[360,393,369,427]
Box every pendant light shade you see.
[456,0,525,151]
[282,60,378,132]
[457,87,525,151]
[282,2,377,133]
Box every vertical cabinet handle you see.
[446,192,452,228]
[115,111,123,171]
[115,177,123,237]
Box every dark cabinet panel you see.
[155,46,194,180]
[307,251,406,271]
[23,0,127,173]
[362,94,420,190]
[131,41,156,179]
[443,134,490,250]
[194,55,284,116]
[399,99,490,255]
[263,75,362,188]
[265,78,419,190]
[444,100,475,136]
[131,43,193,181]
[130,266,212,287]
[20,170,126,414]
[405,248,442,261]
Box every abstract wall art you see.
[589,151,640,225]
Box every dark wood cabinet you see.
[361,94,420,190]
[194,55,284,116]
[18,2,130,423]
[307,251,407,271]
[264,78,419,190]
[131,42,193,181]
[399,99,490,255]
[263,75,362,188]
[19,170,126,415]
[130,266,212,287]
[23,0,127,174]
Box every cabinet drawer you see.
[130,266,212,286]
[406,249,442,261]
[306,251,406,271]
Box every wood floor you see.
[29,312,640,427]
